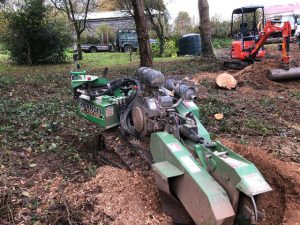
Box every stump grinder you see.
[225,5,300,81]
[70,64,272,225]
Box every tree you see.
[115,0,168,57]
[198,0,215,57]
[98,0,120,11]
[210,15,231,38]
[96,23,114,45]
[174,11,193,36]
[132,0,153,67]
[0,0,71,65]
[50,0,97,60]
[144,0,168,57]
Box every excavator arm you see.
[250,21,292,68]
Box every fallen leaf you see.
[214,113,224,120]
[22,191,30,197]
[25,147,32,154]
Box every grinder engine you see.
[130,67,174,137]
[128,68,199,140]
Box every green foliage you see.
[293,91,300,99]
[259,97,274,107]
[96,23,114,45]
[210,15,231,38]
[152,40,178,57]
[246,118,270,135]
[1,0,72,65]
[0,76,15,89]
[81,32,98,44]
[212,38,232,49]
[81,24,114,46]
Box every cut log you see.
[216,73,237,90]
[268,67,300,81]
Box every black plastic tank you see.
[178,34,202,55]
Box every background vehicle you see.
[116,29,139,52]
[81,44,112,53]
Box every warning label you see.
[183,100,196,108]
[167,143,182,152]
[180,156,201,173]
[222,157,247,169]
[244,173,271,193]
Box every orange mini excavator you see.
[224,5,300,81]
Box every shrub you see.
[212,38,232,49]
[152,40,178,57]
[1,0,72,65]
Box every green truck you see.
[115,29,139,52]
[81,29,139,53]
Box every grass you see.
[245,117,270,135]
[0,51,188,75]
[259,97,274,107]
[212,38,232,49]
[293,91,300,99]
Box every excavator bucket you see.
[268,67,300,81]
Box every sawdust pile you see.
[233,61,284,89]
[32,166,172,225]
[222,140,300,225]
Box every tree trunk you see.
[158,35,165,57]
[132,0,153,67]
[26,40,32,66]
[198,0,215,57]
[76,32,83,60]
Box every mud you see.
[222,140,300,225]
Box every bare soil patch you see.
[222,140,300,225]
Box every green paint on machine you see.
[70,67,272,225]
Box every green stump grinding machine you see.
[70,65,272,225]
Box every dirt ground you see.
[0,43,299,225]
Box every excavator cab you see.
[231,6,264,40]
[230,6,265,62]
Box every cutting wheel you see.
[235,194,262,225]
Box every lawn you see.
[0,51,188,75]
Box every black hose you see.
[86,78,140,98]
[120,93,138,137]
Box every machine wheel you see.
[89,46,97,53]
[235,194,262,225]
[124,44,133,52]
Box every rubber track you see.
[100,128,152,174]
